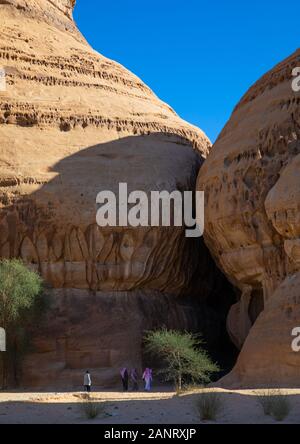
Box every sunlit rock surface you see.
[198,49,300,387]
[0,0,235,388]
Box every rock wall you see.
[0,134,205,296]
[21,286,232,389]
[198,49,300,387]
[221,274,300,388]
[0,1,235,387]
[0,0,77,31]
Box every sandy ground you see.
[0,388,300,424]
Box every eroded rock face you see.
[0,0,77,30]
[198,49,300,387]
[221,274,300,388]
[1,136,206,295]
[21,287,230,389]
[0,1,229,387]
[0,0,209,292]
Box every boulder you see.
[198,48,300,386]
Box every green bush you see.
[0,259,43,326]
[196,391,223,421]
[0,259,43,388]
[144,329,219,390]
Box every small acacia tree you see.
[0,259,43,388]
[144,329,219,390]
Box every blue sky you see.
[74,1,300,143]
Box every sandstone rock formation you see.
[222,273,300,388]
[0,0,233,388]
[198,49,300,387]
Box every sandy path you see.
[0,388,300,424]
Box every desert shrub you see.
[271,395,291,421]
[144,329,219,390]
[81,397,105,420]
[196,391,223,421]
[257,390,275,416]
[257,389,291,421]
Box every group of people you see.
[83,368,153,393]
[120,367,153,392]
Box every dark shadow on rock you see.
[0,132,237,388]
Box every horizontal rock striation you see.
[0,1,234,388]
[0,0,77,33]
[0,1,209,149]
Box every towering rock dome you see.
[198,49,300,387]
[0,0,230,388]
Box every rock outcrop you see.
[0,0,234,388]
[222,274,300,388]
[198,49,300,387]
